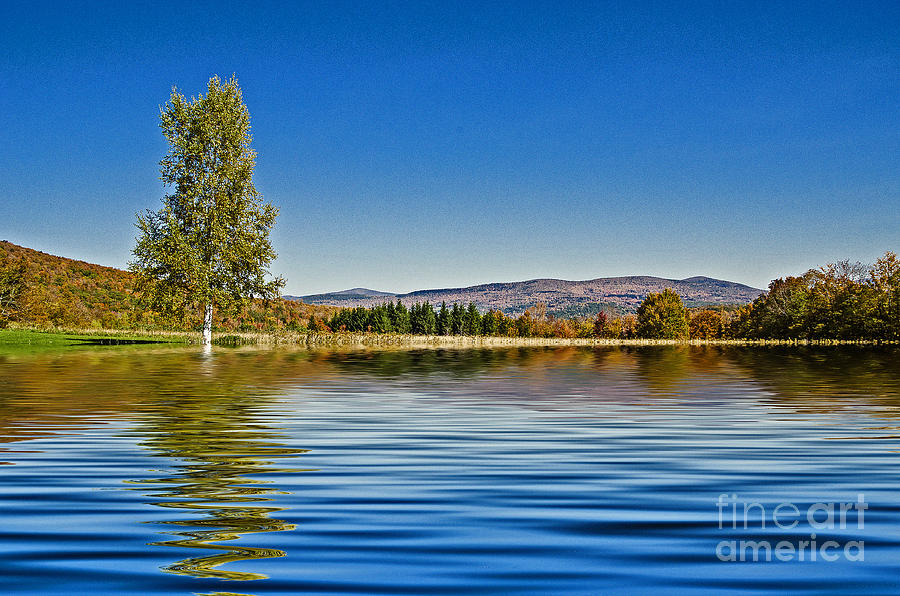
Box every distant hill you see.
[285,287,396,303]
[291,275,764,316]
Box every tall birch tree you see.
[130,75,283,345]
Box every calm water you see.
[2,345,900,595]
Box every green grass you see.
[0,328,192,354]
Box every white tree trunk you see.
[202,304,213,346]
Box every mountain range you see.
[287,275,764,317]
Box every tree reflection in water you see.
[129,393,309,582]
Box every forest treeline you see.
[298,251,900,341]
[729,252,900,340]
[1,241,898,340]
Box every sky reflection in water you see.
[1,345,899,595]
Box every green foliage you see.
[636,288,689,339]
[464,302,481,335]
[0,329,188,354]
[436,302,450,335]
[870,251,900,339]
[391,299,412,333]
[450,302,463,335]
[481,309,502,335]
[130,75,284,334]
[728,254,900,340]
[409,301,437,334]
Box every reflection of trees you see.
[129,393,309,582]
[629,346,692,392]
[722,346,900,418]
[628,345,739,392]
[319,346,601,380]
[320,347,516,379]
[0,349,315,583]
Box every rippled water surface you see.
[2,345,900,594]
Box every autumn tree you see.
[871,251,900,339]
[592,311,608,337]
[636,289,689,339]
[130,75,283,345]
[689,309,724,339]
[0,252,27,327]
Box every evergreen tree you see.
[370,303,392,333]
[328,310,345,332]
[423,302,437,335]
[350,306,368,331]
[409,302,422,334]
[393,299,411,333]
[437,301,450,335]
[481,309,501,336]
[386,301,397,329]
[450,303,464,335]
[465,302,481,335]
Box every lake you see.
[1,345,899,595]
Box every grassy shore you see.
[0,327,192,351]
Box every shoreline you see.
[2,327,897,350]
[223,331,900,348]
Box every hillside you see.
[292,275,763,316]
[0,241,336,330]
[0,240,136,327]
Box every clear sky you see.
[1,1,897,294]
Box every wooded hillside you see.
[0,241,336,331]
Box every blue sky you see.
[1,1,897,294]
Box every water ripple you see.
[1,346,899,594]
